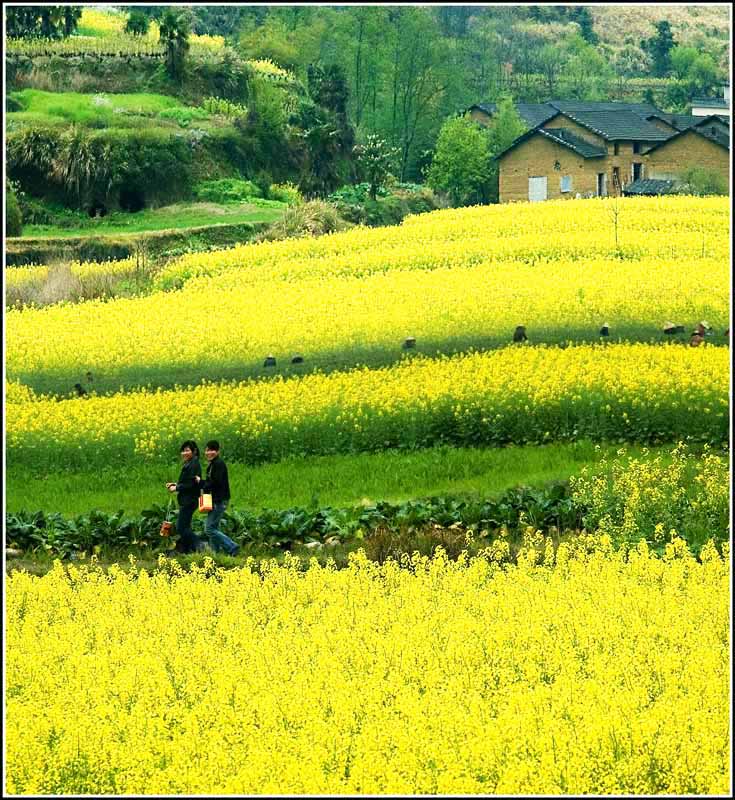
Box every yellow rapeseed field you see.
[156,195,728,287]
[5,257,140,291]
[6,537,729,795]
[6,196,728,392]
[7,343,728,469]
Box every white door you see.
[528,176,548,202]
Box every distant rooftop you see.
[691,97,729,108]
[471,100,669,140]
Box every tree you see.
[642,20,676,77]
[569,6,598,45]
[485,97,527,203]
[670,45,699,79]
[426,116,492,206]
[331,6,389,130]
[6,6,81,39]
[62,7,81,36]
[386,8,450,180]
[611,44,649,95]
[687,53,719,95]
[125,11,151,37]
[485,96,526,157]
[354,134,399,200]
[563,35,614,100]
[6,181,23,237]
[159,9,191,82]
[538,44,567,96]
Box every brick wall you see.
[541,113,607,147]
[499,135,604,202]
[646,130,730,190]
[648,118,679,134]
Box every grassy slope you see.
[5,441,668,517]
[21,202,285,238]
[592,5,730,59]
[7,89,202,129]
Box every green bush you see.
[193,178,263,203]
[679,166,728,196]
[202,96,248,118]
[158,106,210,128]
[6,94,25,112]
[327,183,439,227]
[268,182,302,205]
[6,181,23,236]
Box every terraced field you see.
[5,194,730,796]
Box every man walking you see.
[195,440,240,556]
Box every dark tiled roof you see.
[494,126,606,160]
[471,101,557,128]
[537,127,606,157]
[471,100,670,140]
[550,100,659,117]
[517,102,558,127]
[645,112,702,131]
[623,179,680,196]
[691,96,729,108]
[550,107,671,141]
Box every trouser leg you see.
[175,502,200,553]
[206,501,239,555]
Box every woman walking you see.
[166,440,203,554]
[195,440,240,556]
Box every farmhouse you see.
[474,100,731,203]
[690,85,730,118]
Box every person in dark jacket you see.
[166,440,203,554]
[195,440,239,556]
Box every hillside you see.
[592,5,729,66]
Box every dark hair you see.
[205,440,220,452]
[180,440,199,456]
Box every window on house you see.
[633,141,641,154]
[560,175,573,193]
[613,142,620,155]
[632,162,643,181]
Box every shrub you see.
[679,166,728,196]
[202,96,247,118]
[6,180,23,236]
[6,94,25,112]
[193,178,263,203]
[157,106,210,128]
[256,200,349,242]
[268,182,302,206]
[327,183,439,227]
